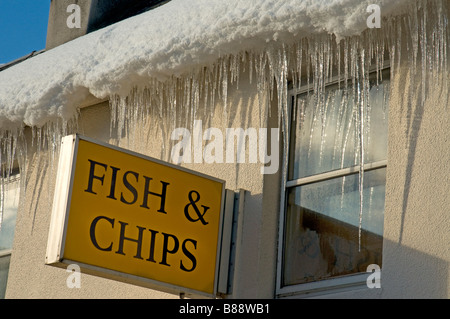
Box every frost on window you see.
[0,177,20,298]
[282,76,388,287]
[0,177,19,250]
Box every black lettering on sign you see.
[184,190,210,225]
[85,160,107,194]
[106,166,120,200]
[89,215,115,251]
[83,160,171,214]
[115,221,145,260]
[120,171,139,205]
[89,215,198,272]
[160,232,179,267]
[140,176,170,214]
[180,239,197,272]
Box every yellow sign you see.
[47,135,225,296]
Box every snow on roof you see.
[0,0,408,129]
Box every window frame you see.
[276,66,389,298]
[0,173,21,299]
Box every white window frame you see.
[0,172,20,252]
[0,173,21,298]
[276,67,389,298]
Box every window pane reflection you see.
[289,79,389,180]
[0,255,11,298]
[283,168,385,286]
[0,180,20,250]
[0,177,20,298]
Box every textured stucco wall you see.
[379,62,450,298]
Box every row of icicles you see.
[0,0,448,253]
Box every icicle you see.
[358,48,366,252]
[255,51,268,127]
[0,136,5,230]
[420,0,428,108]
[0,129,18,230]
[222,57,229,123]
[0,164,4,231]
[279,44,290,182]
[249,51,254,85]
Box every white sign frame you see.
[46,134,231,298]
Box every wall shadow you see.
[380,237,448,298]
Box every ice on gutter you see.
[0,50,45,73]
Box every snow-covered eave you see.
[0,0,411,130]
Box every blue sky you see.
[0,1,50,64]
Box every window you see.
[0,175,20,298]
[277,69,389,296]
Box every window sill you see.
[276,272,377,298]
[0,249,12,258]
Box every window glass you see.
[289,77,389,180]
[281,70,389,290]
[0,254,11,298]
[0,179,20,250]
[283,168,385,286]
[0,177,20,298]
